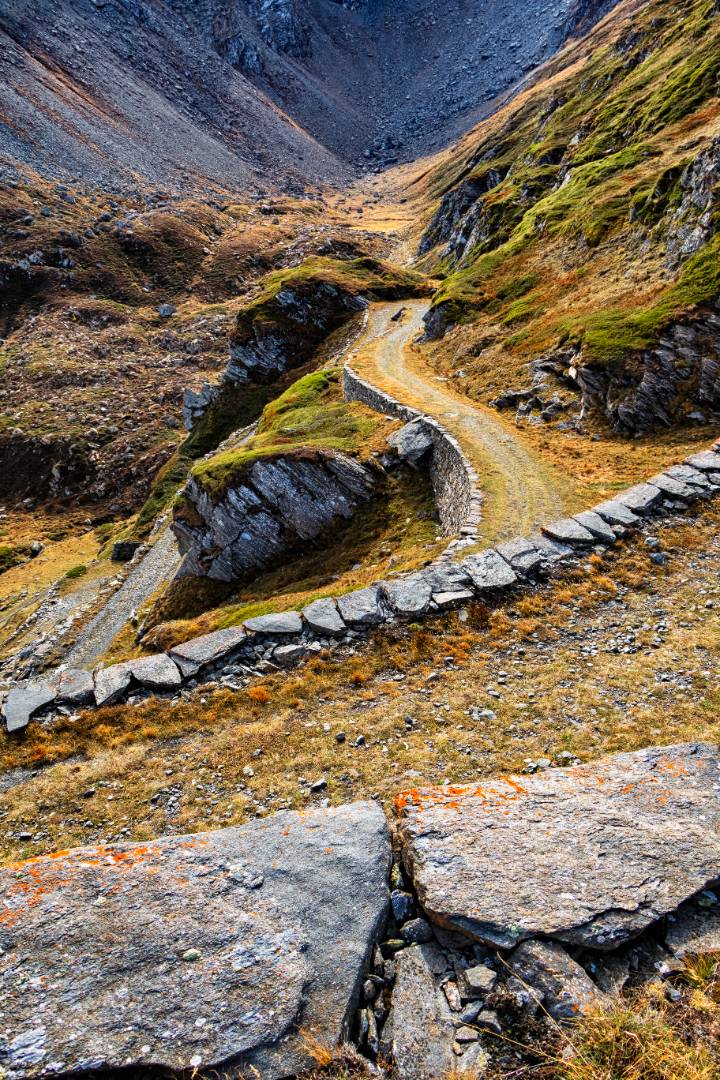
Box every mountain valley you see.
[1,1,720,1078]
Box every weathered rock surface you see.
[383,575,433,617]
[337,585,387,626]
[542,517,596,546]
[244,611,303,636]
[508,940,608,1021]
[302,597,346,636]
[462,550,517,591]
[169,626,247,678]
[2,684,56,733]
[665,895,720,958]
[173,450,376,582]
[227,281,366,386]
[381,944,457,1080]
[47,668,95,707]
[396,743,720,951]
[0,802,391,1080]
[386,420,434,468]
[93,663,134,707]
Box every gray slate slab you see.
[648,473,697,500]
[302,597,346,636]
[686,451,720,472]
[128,654,182,690]
[542,518,596,546]
[93,663,133,707]
[528,531,574,564]
[383,575,433,617]
[381,944,457,1080]
[617,483,664,514]
[169,627,247,678]
[508,940,607,1021]
[47,669,95,707]
[0,802,390,1080]
[244,611,303,636]
[495,537,544,576]
[666,464,713,490]
[665,897,720,958]
[396,743,720,951]
[337,586,386,626]
[462,550,517,591]
[592,500,640,527]
[573,511,617,544]
[433,589,475,610]
[3,684,57,733]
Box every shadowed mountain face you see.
[0,0,615,191]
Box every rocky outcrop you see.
[227,281,367,386]
[0,802,390,1080]
[396,743,720,952]
[571,303,720,433]
[666,137,720,266]
[173,449,376,582]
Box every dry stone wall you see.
[342,365,482,540]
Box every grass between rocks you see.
[182,368,389,502]
[544,953,720,1080]
[1,503,718,864]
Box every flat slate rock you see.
[508,940,607,1021]
[687,450,720,472]
[383,575,433,617]
[495,537,544,576]
[47,669,95,707]
[665,896,720,958]
[591,500,640,527]
[573,511,617,544]
[3,684,57,733]
[169,626,247,678]
[337,586,386,626]
[0,801,390,1080]
[648,473,697,501]
[302,597,346,636]
[617,483,664,514]
[462,550,517,591]
[93,663,133,707]
[542,518,596,546]
[244,611,303,636]
[396,743,720,951]
[381,944,457,1080]
[128,654,182,690]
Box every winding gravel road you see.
[350,300,568,544]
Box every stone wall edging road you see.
[342,364,483,546]
[4,435,720,732]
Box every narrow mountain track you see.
[349,300,569,544]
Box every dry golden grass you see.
[1,502,719,862]
[544,954,720,1080]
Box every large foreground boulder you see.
[396,743,720,951]
[0,802,390,1079]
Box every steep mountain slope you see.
[0,0,616,190]
[416,0,720,433]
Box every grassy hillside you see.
[418,0,720,430]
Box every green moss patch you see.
[184,369,385,502]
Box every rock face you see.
[227,280,367,386]
[396,743,720,951]
[173,449,376,581]
[0,802,391,1080]
[508,940,608,1020]
[572,302,720,434]
[382,944,458,1080]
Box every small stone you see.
[460,963,498,1000]
[474,1009,502,1034]
[182,948,202,962]
[401,918,434,944]
[391,890,416,922]
[454,1025,479,1043]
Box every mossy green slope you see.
[422,0,720,368]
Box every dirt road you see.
[349,300,568,544]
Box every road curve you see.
[348,300,569,545]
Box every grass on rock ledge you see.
[1,503,718,863]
